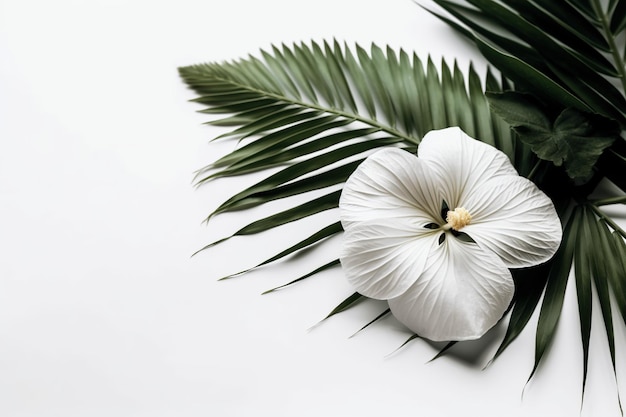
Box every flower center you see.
[445,207,472,231]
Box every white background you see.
[1,0,625,416]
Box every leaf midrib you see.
[591,0,626,94]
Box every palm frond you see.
[349,308,391,338]
[420,5,626,404]
[574,206,594,400]
[423,0,626,190]
[526,205,579,383]
[180,40,518,290]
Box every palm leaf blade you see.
[234,190,340,236]
[210,128,381,179]
[428,0,626,128]
[528,207,579,382]
[466,0,617,76]
[610,0,626,33]
[263,259,341,294]
[221,222,342,281]
[181,41,524,345]
[592,216,622,412]
[491,261,551,362]
[474,37,589,110]
[574,206,593,397]
[324,292,365,320]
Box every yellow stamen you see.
[445,207,472,231]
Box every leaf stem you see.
[589,203,626,239]
[591,0,626,94]
[591,196,626,206]
[527,158,543,182]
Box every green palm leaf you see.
[183,41,586,364]
[574,206,594,399]
[180,32,626,417]
[526,205,579,383]
[181,34,626,412]
[591,214,622,412]
[421,3,626,403]
[180,40,519,293]
[424,0,626,190]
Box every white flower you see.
[339,127,562,341]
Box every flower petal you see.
[388,237,514,341]
[339,148,442,230]
[462,175,562,268]
[418,127,518,207]
[340,218,440,299]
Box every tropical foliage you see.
[422,0,626,405]
[423,0,626,186]
[180,0,626,407]
[179,40,523,283]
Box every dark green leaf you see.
[467,0,617,76]
[234,190,340,236]
[262,259,341,294]
[590,214,622,412]
[429,341,457,362]
[427,0,626,126]
[393,333,420,353]
[214,107,314,141]
[207,115,345,170]
[598,146,626,193]
[574,206,593,396]
[205,104,291,129]
[568,0,596,18]
[350,308,391,337]
[545,62,626,126]
[213,160,363,213]
[487,91,618,179]
[510,0,608,50]
[610,230,626,323]
[486,91,551,132]
[210,139,400,216]
[207,128,379,179]
[221,222,342,280]
[528,206,580,382]
[323,292,365,320]
[491,261,551,362]
[475,38,589,111]
[610,0,626,33]
[194,191,341,255]
[498,0,612,69]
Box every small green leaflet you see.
[487,91,619,180]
